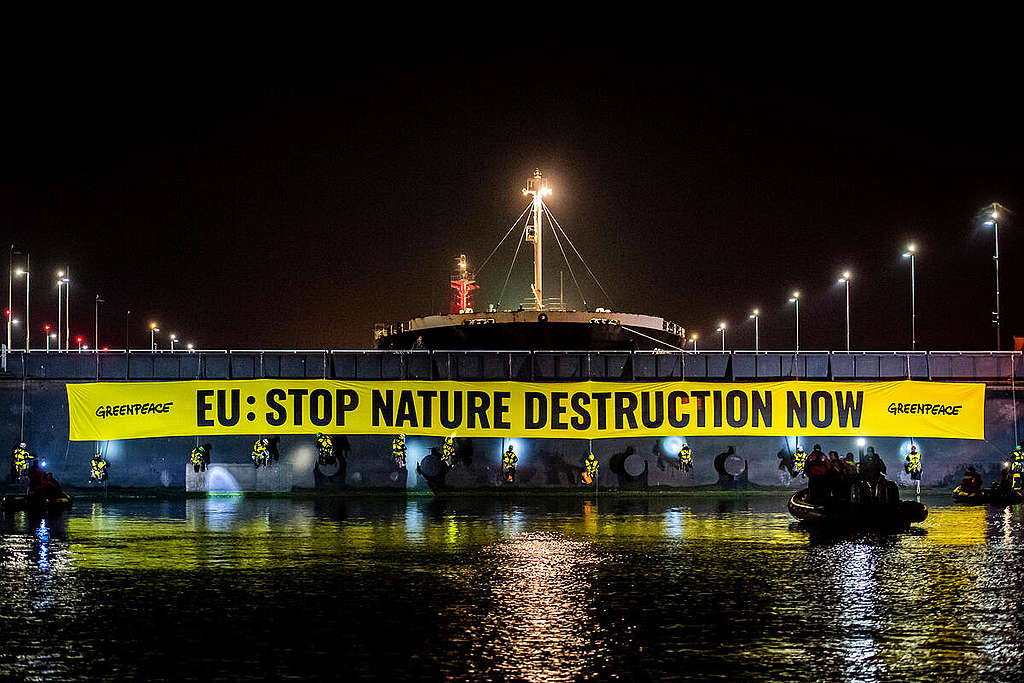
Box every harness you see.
[190,447,206,466]
[251,440,269,466]
[678,447,693,466]
[91,458,108,480]
[793,448,807,474]
[392,437,407,468]
[12,447,32,475]
[442,438,455,466]
[502,449,517,469]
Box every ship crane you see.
[523,169,552,310]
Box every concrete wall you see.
[1,375,1021,490]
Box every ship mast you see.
[523,169,551,310]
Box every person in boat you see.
[904,445,922,481]
[992,468,1014,496]
[11,442,33,482]
[441,435,456,467]
[777,449,797,477]
[827,451,845,498]
[89,452,109,484]
[582,451,598,485]
[858,447,888,499]
[503,443,518,483]
[25,462,64,501]
[190,444,211,473]
[677,443,693,472]
[960,465,983,493]
[392,434,407,469]
[793,445,807,477]
[251,438,270,468]
[804,444,832,503]
[315,432,336,465]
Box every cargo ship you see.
[374,170,685,351]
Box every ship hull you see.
[376,320,682,351]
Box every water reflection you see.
[1,495,1024,681]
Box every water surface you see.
[2,494,1022,681]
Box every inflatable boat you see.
[1,492,73,514]
[952,486,1023,506]
[788,488,927,529]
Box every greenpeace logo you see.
[95,402,174,419]
[887,402,962,416]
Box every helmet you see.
[399,434,406,440]
[18,442,26,448]
[507,443,514,451]
[261,438,269,446]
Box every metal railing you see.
[1,348,1020,383]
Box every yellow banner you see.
[66,379,986,441]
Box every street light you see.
[150,322,159,351]
[43,324,51,351]
[56,272,68,352]
[95,295,104,353]
[748,308,760,352]
[788,291,800,352]
[170,334,178,352]
[76,335,83,352]
[716,322,727,352]
[902,244,917,350]
[186,343,194,353]
[14,256,28,351]
[837,271,852,351]
[982,203,1007,349]
[690,333,698,352]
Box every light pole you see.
[749,308,760,352]
[690,333,698,352]
[56,272,67,352]
[95,295,104,353]
[788,291,800,352]
[983,203,1006,349]
[7,243,13,350]
[44,324,51,351]
[65,268,70,353]
[170,334,178,352]
[902,244,916,350]
[126,310,131,350]
[186,343,194,353]
[837,272,852,351]
[717,322,727,352]
[150,322,159,351]
[15,255,28,351]
[76,335,83,352]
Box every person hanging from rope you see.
[904,445,922,481]
[190,444,210,473]
[503,443,518,483]
[441,435,456,467]
[11,442,33,482]
[251,438,270,468]
[677,443,693,473]
[582,451,598,485]
[793,444,807,477]
[89,452,109,484]
[1010,444,1024,492]
[315,432,335,465]
[392,434,408,470]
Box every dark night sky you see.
[2,45,1021,352]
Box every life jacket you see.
[585,454,598,474]
[678,447,692,465]
[793,448,807,473]
[806,450,829,477]
[392,437,406,455]
[503,449,517,468]
[906,452,921,473]
[442,438,455,462]
[190,447,206,465]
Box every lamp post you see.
[94,295,104,353]
[837,272,852,351]
[717,322,727,352]
[186,343,194,353]
[690,333,698,352]
[15,255,28,351]
[983,203,1006,349]
[150,322,159,351]
[76,335,83,352]
[902,244,916,350]
[56,272,67,352]
[788,291,800,352]
[749,308,760,352]
[170,334,178,352]
[64,268,70,353]
[44,324,51,351]
[7,244,14,350]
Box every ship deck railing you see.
[2,348,1022,384]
